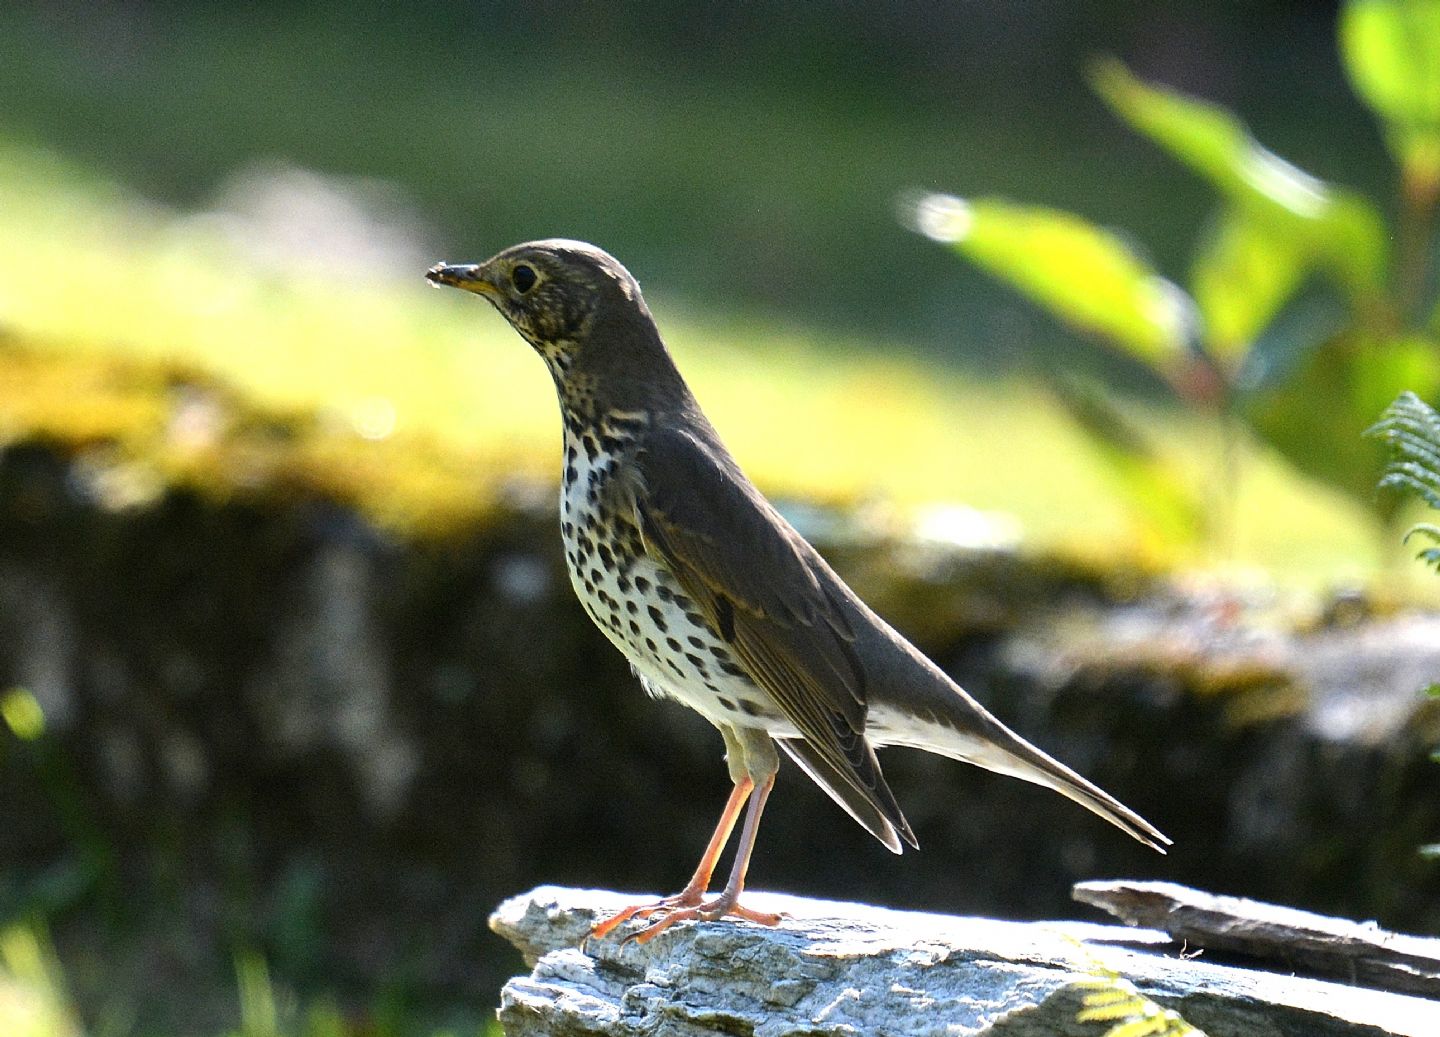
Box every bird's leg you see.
[625,772,781,944]
[587,777,753,940]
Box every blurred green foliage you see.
[1,689,45,743]
[909,194,1190,365]
[0,926,501,1037]
[0,923,79,1037]
[914,0,1440,550]
[1342,0,1440,201]
[0,140,1391,578]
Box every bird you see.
[426,240,1170,943]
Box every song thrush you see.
[426,240,1169,943]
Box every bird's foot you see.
[613,891,782,946]
[586,887,707,944]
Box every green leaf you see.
[1192,209,1308,366]
[1092,57,1390,300]
[1,687,44,741]
[1425,682,1440,697]
[910,192,1193,366]
[1340,0,1440,188]
[1048,374,1207,553]
[1253,337,1440,503]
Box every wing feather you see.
[625,423,916,850]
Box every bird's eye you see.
[511,264,538,294]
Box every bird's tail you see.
[955,721,1172,854]
[844,589,1172,853]
[867,688,1171,853]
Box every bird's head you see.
[427,239,654,380]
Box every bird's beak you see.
[425,262,498,299]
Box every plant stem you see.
[1397,165,1440,321]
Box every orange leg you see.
[624,773,781,945]
[588,777,755,941]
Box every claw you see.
[589,889,704,942]
[624,893,783,945]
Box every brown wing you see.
[623,423,916,851]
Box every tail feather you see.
[839,593,1172,853]
[977,733,1172,853]
[866,700,1171,853]
[777,737,918,854]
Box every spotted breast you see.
[557,411,790,733]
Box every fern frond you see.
[1370,392,1440,567]
[1404,524,1440,545]
[1404,524,1440,568]
[1073,965,1205,1037]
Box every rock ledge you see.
[489,885,1438,1036]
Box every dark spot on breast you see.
[684,611,707,629]
[565,464,577,483]
[685,653,709,676]
[656,584,673,602]
[634,576,651,594]
[673,593,693,610]
[645,637,658,653]
[739,700,764,718]
[562,521,574,537]
[718,659,748,678]
[625,599,638,615]
[687,635,705,649]
[716,696,735,711]
[596,543,613,569]
[582,434,599,461]
[667,658,685,677]
[589,568,602,585]
[665,637,682,652]
[647,605,668,632]
[616,574,630,592]
[629,619,641,636]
